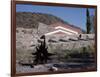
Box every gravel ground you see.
[16,62,95,73]
[16,64,49,73]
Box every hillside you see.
[16,12,69,28]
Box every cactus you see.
[32,35,54,65]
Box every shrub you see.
[64,46,95,59]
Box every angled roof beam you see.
[55,26,78,34]
[45,29,75,36]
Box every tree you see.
[32,35,54,65]
[86,8,91,34]
[90,15,95,33]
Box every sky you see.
[16,4,96,31]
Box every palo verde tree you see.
[86,8,91,34]
[32,35,54,65]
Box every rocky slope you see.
[16,12,69,28]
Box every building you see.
[45,22,82,36]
